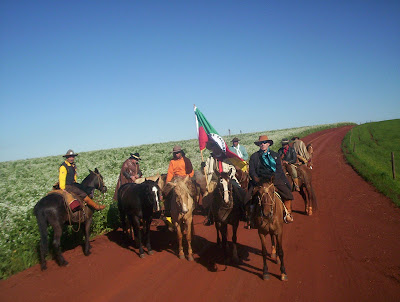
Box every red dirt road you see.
[1,126,400,302]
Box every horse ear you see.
[95,168,99,173]
[89,169,93,174]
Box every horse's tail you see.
[34,203,49,256]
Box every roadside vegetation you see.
[342,119,400,207]
[0,122,352,279]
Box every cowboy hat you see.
[254,135,274,146]
[130,152,141,160]
[291,136,300,140]
[281,138,290,145]
[172,145,182,153]
[231,137,240,142]
[63,149,78,157]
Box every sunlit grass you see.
[342,119,400,207]
[0,122,352,278]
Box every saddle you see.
[49,189,84,215]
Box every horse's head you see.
[90,168,107,193]
[215,170,233,205]
[144,179,162,212]
[164,176,193,214]
[254,180,276,219]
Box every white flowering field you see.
[0,122,350,278]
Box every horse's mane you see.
[163,177,191,198]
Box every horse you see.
[117,179,161,258]
[163,175,195,261]
[252,180,288,281]
[33,168,107,271]
[285,164,317,215]
[211,170,243,264]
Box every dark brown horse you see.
[34,169,107,270]
[211,170,242,264]
[253,180,288,281]
[118,179,161,258]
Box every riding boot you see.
[203,208,214,226]
[293,178,300,191]
[83,196,106,211]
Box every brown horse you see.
[211,170,242,264]
[163,176,195,261]
[285,164,317,215]
[253,180,288,281]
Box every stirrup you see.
[284,213,294,224]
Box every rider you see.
[59,149,106,210]
[248,135,294,223]
[202,140,245,226]
[164,145,195,228]
[291,136,311,165]
[278,138,300,191]
[229,137,249,161]
[113,152,143,201]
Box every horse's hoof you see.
[188,255,194,261]
[84,250,91,256]
[178,254,185,260]
[60,260,69,267]
[139,253,146,259]
[281,274,288,281]
[41,264,47,271]
[270,253,277,260]
[232,256,240,265]
[148,250,154,256]
[308,208,313,216]
[263,273,270,280]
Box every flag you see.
[194,106,247,171]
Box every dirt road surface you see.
[1,126,400,302]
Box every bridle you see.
[257,182,276,221]
[217,176,233,205]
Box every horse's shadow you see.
[105,220,281,281]
[191,231,281,281]
[105,223,179,258]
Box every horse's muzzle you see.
[101,186,107,193]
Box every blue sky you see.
[1,1,399,162]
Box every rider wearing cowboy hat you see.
[228,137,249,161]
[163,145,195,230]
[113,152,143,201]
[59,149,106,210]
[248,135,294,223]
[278,138,300,191]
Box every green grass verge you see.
[342,119,400,207]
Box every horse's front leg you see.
[215,222,221,247]
[258,231,269,280]
[175,221,184,259]
[145,218,154,255]
[132,216,145,258]
[220,223,229,265]
[276,232,288,281]
[231,222,240,264]
[186,217,194,261]
[83,216,93,256]
[270,233,277,260]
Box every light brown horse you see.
[163,176,195,261]
[284,164,317,215]
[253,180,288,281]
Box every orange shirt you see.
[166,157,194,182]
